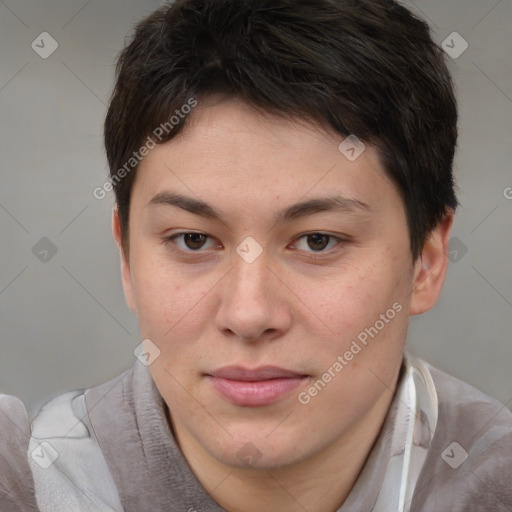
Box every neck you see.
[170,382,398,512]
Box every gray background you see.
[0,0,510,419]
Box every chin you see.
[202,426,307,471]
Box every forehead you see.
[132,98,403,221]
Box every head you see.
[105,0,457,471]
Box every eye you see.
[166,232,219,252]
[291,233,341,253]
[163,231,344,257]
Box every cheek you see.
[306,261,397,335]
[129,249,221,356]
[129,248,188,332]
[296,255,410,371]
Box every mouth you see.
[205,365,309,407]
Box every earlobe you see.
[112,207,136,313]
[409,211,455,316]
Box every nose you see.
[214,250,292,343]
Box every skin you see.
[113,97,454,512]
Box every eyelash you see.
[162,231,346,259]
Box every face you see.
[114,97,450,471]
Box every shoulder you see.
[0,394,30,438]
[28,381,125,511]
[0,394,39,511]
[412,362,512,511]
[428,362,512,446]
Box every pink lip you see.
[206,366,308,407]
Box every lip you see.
[206,365,308,407]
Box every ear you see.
[409,210,455,316]
[112,207,136,313]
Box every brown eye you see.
[291,233,342,255]
[306,234,330,251]
[183,233,208,250]
[164,232,220,254]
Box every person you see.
[1,0,511,510]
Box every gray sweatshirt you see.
[1,356,511,511]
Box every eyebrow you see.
[147,192,371,224]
